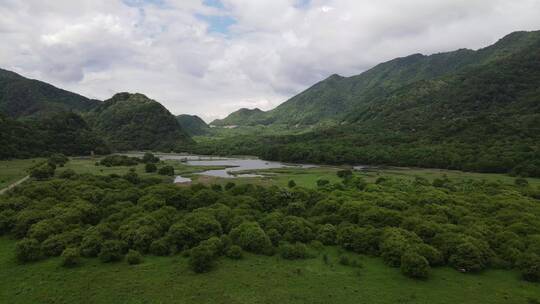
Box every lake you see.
[140,153,317,182]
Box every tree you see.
[61,247,81,267]
[401,250,429,279]
[142,152,159,163]
[15,238,41,262]
[317,224,337,245]
[189,243,216,273]
[337,169,353,179]
[280,242,308,260]
[518,253,540,282]
[288,180,296,188]
[316,179,330,187]
[230,222,272,254]
[48,153,69,167]
[145,163,157,173]
[30,164,55,180]
[99,240,126,263]
[158,166,175,176]
[226,245,243,259]
[126,249,143,265]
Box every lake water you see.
[138,153,317,182]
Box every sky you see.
[1,0,540,122]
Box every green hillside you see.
[210,108,266,126]
[191,31,540,176]
[86,93,193,151]
[177,114,209,136]
[218,30,540,126]
[0,69,99,119]
[0,112,109,159]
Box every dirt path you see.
[0,175,29,195]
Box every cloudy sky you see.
[1,0,540,121]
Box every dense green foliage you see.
[0,69,99,119]
[176,114,210,135]
[85,93,193,151]
[1,169,539,282]
[192,31,540,176]
[211,108,265,126]
[0,112,110,159]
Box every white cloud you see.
[1,0,540,122]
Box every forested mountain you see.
[177,114,209,135]
[211,108,265,126]
[219,30,540,126]
[191,30,540,177]
[0,69,99,119]
[86,93,193,151]
[0,112,109,159]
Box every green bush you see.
[230,222,272,255]
[226,245,243,259]
[280,242,308,260]
[61,247,81,267]
[145,163,157,173]
[401,250,430,279]
[158,166,175,176]
[288,180,296,188]
[30,164,55,180]
[15,238,41,263]
[189,243,216,273]
[99,240,126,263]
[126,249,143,265]
[518,253,540,282]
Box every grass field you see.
[0,158,44,189]
[0,237,538,304]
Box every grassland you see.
[0,158,44,189]
[0,237,538,304]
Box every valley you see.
[0,28,539,304]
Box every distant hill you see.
[192,30,540,177]
[176,114,209,136]
[0,68,99,119]
[211,108,266,126]
[0,112,109,159]
[221,30,540,126]
[85,93,193,151]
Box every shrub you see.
[316,179,330,187]
[317,224,337,245]
[337,169,353,179]
[15,238,41,263]
[518,253,540,282]
[449,241,490,272]
[142,153,160,163]
[514,178,529,187]
[225,182,236,190]
[288,180,296,188]
[150,237,172,256]
[126,249,143,265]
[99,240,126,263]
[226,245,243,259]
[401,250,429,279]
[80,234,103,257]
[145,163,157,173]
[100,155,139,167]
[61,247,81,267]
[48,153,68,167]
[30,164,55,180]
[58,169,77,179]
[189,243,216,273]
[158,166,175,176]
[230,222,272,255]
[280,242,308,260]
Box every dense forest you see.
[1,156,539,281]
[0,112,109,159]
[176,114,210,136]
[85,93,193,151]
[0,69,98,119]
[192,31,540,177]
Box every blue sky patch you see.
[196,14,236,35]
[203,0,225,9]
[123,0,165,7]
